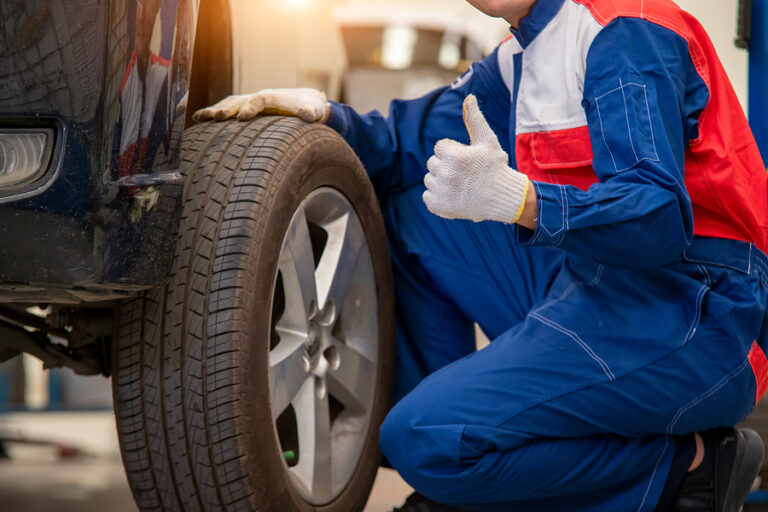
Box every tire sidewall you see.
[242,125,394,512]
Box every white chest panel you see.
[497,36,523,93]
[507,1,603,135]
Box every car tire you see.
[112,117,395,512]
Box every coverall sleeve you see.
[324,50,509,192]
[518,18,702,268]
[325,89,445,190]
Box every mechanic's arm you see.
[426,19,697,268]
[193,86,454,188]
[518,18,697,267]
[193,51,505,191]
[323,88,449,187]
[330,50,510,191]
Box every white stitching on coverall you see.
[529,311,616,381]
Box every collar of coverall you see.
[509,0,566,48]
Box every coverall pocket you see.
[594,80,659,173]
[515,126,598,191]
[529,127,593,169]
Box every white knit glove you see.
[192,88,330,123]
[423,95,530,223]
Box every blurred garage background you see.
[0,0,750,510]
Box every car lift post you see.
[750,0,767,161]
[742,4,768,506]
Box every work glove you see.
[192,88,330,123]
[423,95,530,223]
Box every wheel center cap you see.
[305,324,321,369]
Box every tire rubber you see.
[112,117,394,512]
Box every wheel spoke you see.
[316,213,364,312]
[279,207,318,331]
[269,336,308,418]
[326,338,375,413]
[292,378,333,500]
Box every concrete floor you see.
[0,459,411,512]
[0,459,137,512]
[0,412,412,512]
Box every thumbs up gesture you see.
[423,95,530,224]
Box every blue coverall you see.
[324,2,768,509]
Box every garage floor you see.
[0,460,412,512]
[0,412,412,512]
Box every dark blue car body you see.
[0,0,197,303]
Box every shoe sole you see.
[724,428,764,512]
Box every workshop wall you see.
[230,0,749,109]
[677,0,748,108]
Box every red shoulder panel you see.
[572,0,712,86]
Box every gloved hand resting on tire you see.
[193,88,330,123]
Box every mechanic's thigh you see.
[386,185,564,339]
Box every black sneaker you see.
[672,428,764,512]
[393,492,472,512]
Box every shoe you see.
[672,428,764,512]
[393,492,471,512]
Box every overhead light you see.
[0,129,53,188]
[382,26,417,70]
[439,34,462,70]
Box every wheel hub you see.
[303,302,335,374]
[304,326,322,371]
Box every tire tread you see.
[113,117,393,511]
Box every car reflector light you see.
[0,129,53,187]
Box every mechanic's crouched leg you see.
[381,239,768,512]
[382,185,563,403]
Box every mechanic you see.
[195,0,768,510]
